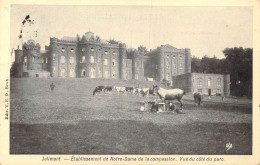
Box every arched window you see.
[81,56,85,63]
[90,56,94,63]
[70,57,74,64]
[112,59,116,66]
[60,56,65,63]
[207,78,212,87]
[69,69,75,77]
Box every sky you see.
[11,5,252,60]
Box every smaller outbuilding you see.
[172,73,230,96]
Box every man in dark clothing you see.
[50,83,55,92]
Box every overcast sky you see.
[11,5,252,60]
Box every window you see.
[41,57,44,63]
[46,58,48,63]
[82,48,86,52]
[105,50,108,54]
[98,56,101,63]
[61,68,66,77]
[53,67,56,73]
[82,70,86,76]
[112,59,116,66]
[61,48,65,52]
[112,70,116,78]
[166,62,170,69]
[70,48,74,52]
[32,56,35,62]
[90,48,94,52]
[113,51,116,55]
[24,56,27,62]
[81,56,85,62]
[104,59,108,65]
[180,63,183,69]
[135,73,139,80]
[198,78,202,87]
[166,54,170,58]
[70,69,75,77]
[179,55,183,59]
[173,63,177,69]
[217,78,221,87]
[123,59,125,64]
[90,68,95,78]
[104,70,108,78]
[90,56,94,63]
[70,57,74,64]
[173,55,175,59]
[53,53,55,57]
[60,56,65,63]
[207,78,212,87]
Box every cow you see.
[194,92,203,106]
[140,88,150,97]
[133,87,142,95]
[153,85,184,110]
[114,86,126,94]
[104,86,113,94]
[93,86,105,95]
[125,87,134,94]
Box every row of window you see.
[23,56,48,63]
[82,48,117,55]
[166,54,183,59]
[197,89,222,93]
[81,69,117,78]
[197,78,221,87]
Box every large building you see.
[13,32,230,95]
[14,32,145,80]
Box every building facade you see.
[143,44,191,81]
[14,32,145,80]
[172,73,230,96]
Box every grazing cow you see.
[114,86,126,94]
[104,86,113,93]
[125,87,134,94]
[140,88,150,97]
[153,85,184,110]
[93,86,105,95]
[133,87,142,95]
[194,92,203,106]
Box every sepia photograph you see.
[1,1,260,164]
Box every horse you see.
[153,85,184,110]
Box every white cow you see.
[114,86,126,95]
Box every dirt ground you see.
[10,78,252,155]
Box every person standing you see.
[50,82,55,92]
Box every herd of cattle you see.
[93,85,155,97]
[92,85,195,112]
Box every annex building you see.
[13,32,230,95]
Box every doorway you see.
[208,89,211,96]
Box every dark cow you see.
[125,87,134,94]
[194,92,203,106]
[104,86,113,93]
[153,85,184,110]
[93,86,105,95]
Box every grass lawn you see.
[10,78,252,155]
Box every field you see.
[10,78,252,155]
